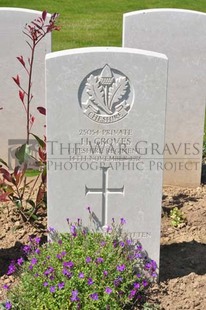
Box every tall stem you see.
[26,42,36,144]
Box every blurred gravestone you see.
[0,8,51,168]
[123,9,206,187]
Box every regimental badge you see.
[79,64,134,124]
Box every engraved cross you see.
[85,167,124,226]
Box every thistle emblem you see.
[79,64,133,124]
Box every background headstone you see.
[46,47,168,265]
[0,8,51,168]
[123,9,206,187]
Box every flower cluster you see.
[3,215,157,309]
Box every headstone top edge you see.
[0,7,51,16]
[45,46,168,61]
[123,8,206,18]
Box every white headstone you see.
[46,47,168,265]
[0,8,51,168]
[123,9,206,187]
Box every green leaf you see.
[25,169,41,177]
[15,144,31,164]
[31,134,45,148]
[31,214,38,220]
[0,158,9,168]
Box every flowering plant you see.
[3,212,158,309]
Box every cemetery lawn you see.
[0,184,206,309]
[0,0,206,51]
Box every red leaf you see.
[0,168,13,183]
[37,106,46,115]
[42,11,47,21]
[19,90,25,102]
[12,75,20,86]
[0,192,10,202]
[17,56,25,67]
[30,114,35,124]
[13,166,24,186]
[36,184,46,205]
[38,147,46,163]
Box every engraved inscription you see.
[79,64,133,124]
[85,167,124,226]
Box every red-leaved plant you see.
[0,11,60,221]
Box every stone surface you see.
[123,8,206,187]
[46,47,168,265]
[0,8,51,168]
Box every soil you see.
[0,180,206,309]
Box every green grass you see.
[1,0,206,140]
[1,0,206,51]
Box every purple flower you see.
[56,253,62,260]
[136,245,142,251]
[17,257,24,266]
[120,218,126,225]
[103,270,108,277]
[105,287,112,294]
[31,257,38,265]
[34,237,41,244]
[86,256,92,263]
[152,272,158,278]
[35,248,40,255]
[142,279,148,287]
[43,282,48,287]
[86,205,91,213]
[70,225,77,237]
[126,239,132,245]
[145,260,157,271]
[119,241,125,247]
[63,261,74,269]
[58,282,65,290]
[134,252,142,259]
[23,245,31,254]
[3,284,10,290]
[44,266,54,276]
[61,251,66,257]
[133,282,140,289]
[78,272,84,278]
[106,225,112,233]
[96,257,104,264]
[28,264,33,270]
[50,286,56,293]
[62,268,72,278]
[70,290,79,302]
[48,227,55,233]
[114,277,123,287]
[117,264,125,272]
[34,273,39,277]
[5,301,12,309]
[58,239,63,245]
[7,263,16,275]
[90,293,98,300]
[66,218,70,224]
[129,289,136,299]
[87,277,94,285]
